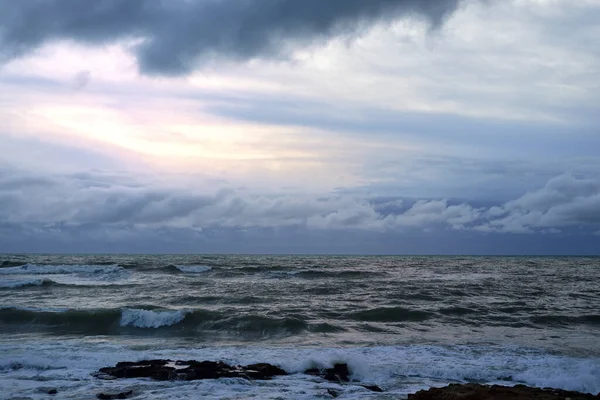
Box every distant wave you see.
[0,278,136,290]
[263,269,388,279]
[0,278,55,289]
[0,260,29,268]
[0,263,125,275]
[531,314,600,327]
[171,265,213,273]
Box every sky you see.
[0,0,599,254]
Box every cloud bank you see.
[0,0,460,75]
[1,168,598,235]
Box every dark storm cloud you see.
[0,0,460,75]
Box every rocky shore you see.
[408,383,600,400]
[93,359,598,399]
[94,359,382,398]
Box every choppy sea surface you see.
[1,254,599,399]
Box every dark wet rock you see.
[305,363,350,382]
[117,359,169,367]
[244,363,287,379]
[327,388,340,397]
[407,383,599,400]
[97,390,134,400]
[96,359,287,381]
[100,361,175,380]
[360,384,383,392]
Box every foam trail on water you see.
[120,308,187,328]
[175,265,212,273]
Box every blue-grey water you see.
[1,255,599,399]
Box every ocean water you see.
[1,254,599,399]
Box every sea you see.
[0,254,599,399]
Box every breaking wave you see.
[120,308,187,328]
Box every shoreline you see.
[89,358,600,399]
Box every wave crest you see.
[120,308,188,328]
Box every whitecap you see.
[120,308,187,328]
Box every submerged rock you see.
[305,363,350,382]
[96,390,134,400]
[96,359,287,381]
[407,383,599,400]
[360,384,384,392]
[304,363,383,392]
[37,387,57,395]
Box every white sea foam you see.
[120,308,187,328]
[0,341,598,400]
[175,265,212,273]
[0,263,125,275]
[0,278,52,288]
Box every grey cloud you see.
[476,174,600,233]
[2,168,599,237]
[71,70,91,90]
[393,200,481,229]
[0,169,460,230]
[203,92,600,160]
[0,0,460,75]
[2,168,600,254]
[0,174,58,191]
